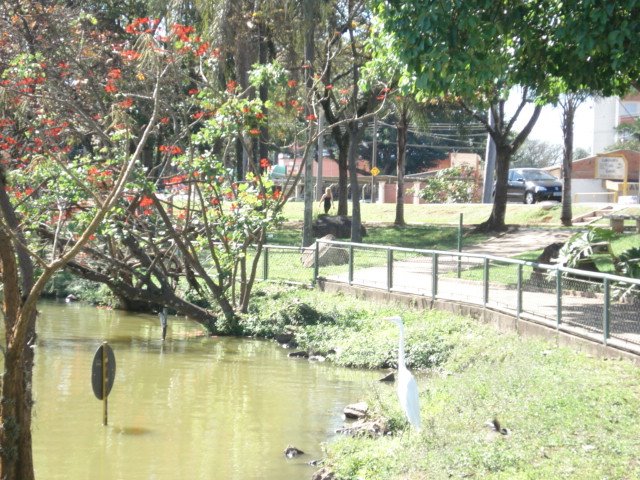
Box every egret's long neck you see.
[398,323,405,367]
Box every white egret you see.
[386,316,421,431]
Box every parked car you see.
[507,168,562,204]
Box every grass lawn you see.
[268,224,490,251]
[274,201,610,252]
[245,285,640,479]
[267,202,639,285]
[280,201,600,226]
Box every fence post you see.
[313,241,319,283]
[516,263,523,320]
[263,246,269,281]
[387,248,393,292]
[432,252,438,299]
[483,258,489,307]
[556,269,562,328]
[457,213,463,278]
[603,278,610,345]
[348,244,354,285]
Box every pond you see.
[29,302,382,479]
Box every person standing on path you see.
[319,187,333,214]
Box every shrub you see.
[418,165,478,203]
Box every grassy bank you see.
[245,285,640,479]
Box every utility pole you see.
[371,116,377,203]
[482,109,496,203]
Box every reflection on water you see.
[30,302,381,479]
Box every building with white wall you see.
[592,92,640,154]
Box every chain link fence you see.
[259,239,639,351]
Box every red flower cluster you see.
[164,174,187,186]
[195,42,209,56]
[172,24,195,42]
[17,77,45,86]
[139,196,154,207]
[121,50,141,62]
[226,80,238,93]
[104,83,118,93]
[159,145,183,155]
[118,98,134,109]
[124,18,160,35]
[260,158,270,168]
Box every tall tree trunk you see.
[0,318,36,480]
[336,135,349,216]
[302,0,317,247]
[0,181,36,480]
[394,106,409,226]
[473,97,542,232]
[560,95,583,226]
[483,144,511,231]
[257,16,270,164]
[349,122,365,242]
[0,228,36,480]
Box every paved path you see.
[322,229,640,355]
[462,227,574,258]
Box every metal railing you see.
[259,240,640,351]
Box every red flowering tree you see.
[108,61,320,330]
[24,21,323,332]
[0,3,227,477]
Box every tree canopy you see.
[372,0,640,230]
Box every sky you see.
[506,92,594,152]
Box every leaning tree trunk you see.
[348,122,364,242]
[0,230,36,480]
[335,134,349,216]
[475,100,542,233]
[482,144,511,232]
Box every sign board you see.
[370,166,380,177]
[596,156,627,180]
[91,343,116,400]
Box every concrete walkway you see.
[321,229,640,357]
[462,227,574,258]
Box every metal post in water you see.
[159,308,168,341]
[102,341,108,426]
[92,342,116,427]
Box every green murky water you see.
[30,302,381,479]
